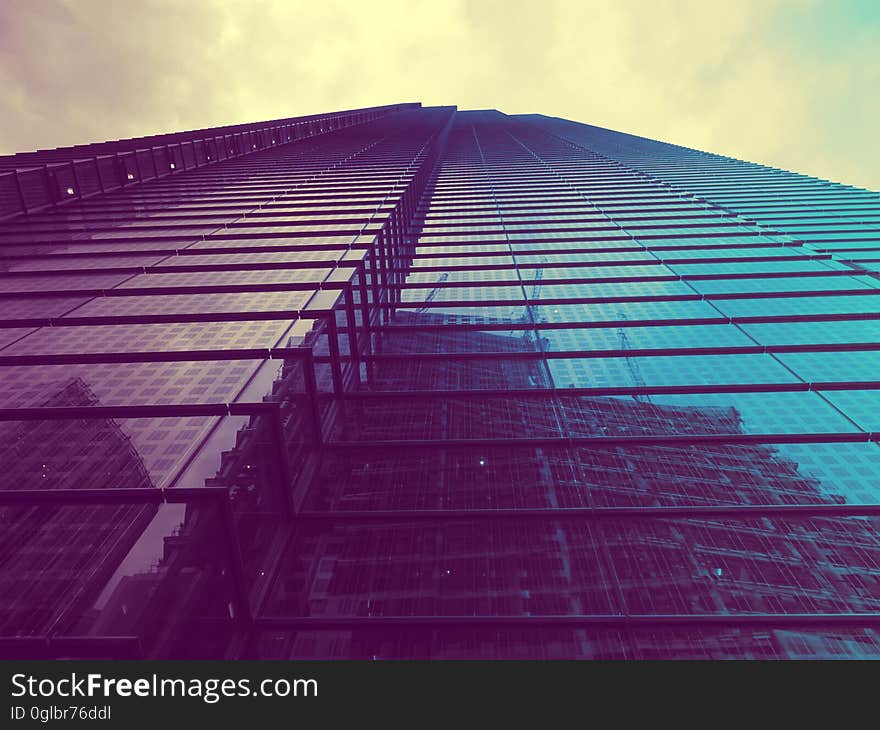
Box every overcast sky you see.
[1,0,878,190]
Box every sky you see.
[1,0,878,191]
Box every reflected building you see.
[1,105,880,658]
[257,318,880,659]
[0,378,156,638]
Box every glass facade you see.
[1,105,879,659]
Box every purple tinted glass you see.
[1,105,880,659]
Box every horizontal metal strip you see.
[392,270,863,288]
[0,637,142,659]
[253,613,880,629]
[392,254,833,273]
[0,243,812,279]
[415,222,665,233]
[326,433,873,449]
[319,342,880,361]
[364,312,880,332]
[2,353,873,379]
[0,486,229,505]
[0,401,278,421]
[394,293,705,307]
[205,228,381,240]
[393,289,877,308]
[0,280,343,299]
[318,382,874,398]
[0,226,380,248]
[0,240,377,260]
[0,308,339,328]
[409,236,787,252]
[0,262,852,288]
[297,503,880,522]
[418,214,740,229]
[797,237,880,247]
[5,283,870,313]
[0,346,307,366]
[413,224,754,237]
[0,258,361,277]
[1,206,395,225]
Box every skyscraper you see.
[1,104,880,659]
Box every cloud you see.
[0,0,877,190]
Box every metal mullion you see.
[250,524,297,621]
[340,283,361,382]
[40,164,58,209]
[300,349,324,445]
[10,170,28,215]
[324,312,345,395]
[215,490,254,626]
[132,150,145,183]
[268,406,296,519]
[375,229,391,322]
[355,259,373,350]
[367,242,382,325]
[150,147,160,178]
